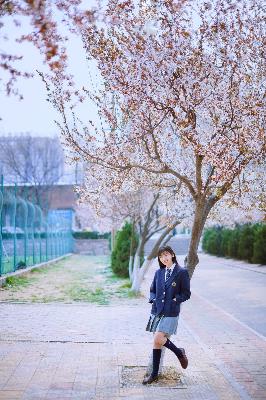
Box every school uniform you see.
[146,262,191,335]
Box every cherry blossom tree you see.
[47,0,265,278]
[0,0,97,100]
[77,163,189,291]
[128,190,181,291]
[205,162,265,227]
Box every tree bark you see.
[185,197,215,278]
[128,255,134,281]
[128,220,136,282]
[131,244,141,282]
[131,239,145,290]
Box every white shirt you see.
[165,263,175,281]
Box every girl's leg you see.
[153,331,168,348]
[143,331,168,384]
[163,338,188,369]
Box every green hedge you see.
[72,231,110,239]
[252,224,266,264]
[202,223,266,265]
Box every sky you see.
[0,0,201,138]
[0,3,101,138]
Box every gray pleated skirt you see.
[145,313,179,335]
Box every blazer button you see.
[163,292,165,295]
[162,299,164,302]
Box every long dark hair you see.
[157,245,178,268]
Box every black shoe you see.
[142,374,158,385]
[177,348,188,369]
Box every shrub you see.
[16,260,27,269]
[111,222,138,278]
[203,226,223,255]
[72,231,110,239]
[252,224,266,264]
[202,228,212,252]
[220,228,232,257]
[202,223,265,265]
[238,224,255,262]
[227,226,240,259]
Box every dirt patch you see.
[120,365,184,388]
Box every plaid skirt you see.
[145,313,179,335]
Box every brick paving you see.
[0,254,265,399]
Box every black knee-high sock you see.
[152,349,162,377]
[163,338,183,358]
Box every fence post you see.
[39,208,43,263]
[23,190,28,266]
[27,201,34,266]
[45,221,48,262]
[32,204,36,265]
[0,175,3,276]
[13,183,17,271]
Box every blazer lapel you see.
[165,264,181,289]
[158,268,166,291]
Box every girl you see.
[143,245,191,385]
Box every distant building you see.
[0,134,85,231]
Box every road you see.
[179,253,266,337]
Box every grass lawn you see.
[0,254,143,305]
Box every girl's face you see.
[159,251,174,267]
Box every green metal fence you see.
[0,175,73,275]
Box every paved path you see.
[144,234,190,255]
[187,253,266,336]
[0,254,265,400]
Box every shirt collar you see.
[165,262,175,274]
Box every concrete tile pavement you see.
[142,254,266,400]
[0,254,265,399]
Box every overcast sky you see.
[0,1,201,138]
[0,2,100,138]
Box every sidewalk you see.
[0,255,265,400]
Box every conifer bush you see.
[202,223,265,265]
[238,224,255,262]
[220,228,232,257]
[252,224,266,264]
[227,226,241,259]
[111,222,138,278]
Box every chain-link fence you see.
[0,176,73,275]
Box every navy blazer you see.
[148,263,191,317]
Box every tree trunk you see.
[131,221,180,293]
[131,240,143,283]
[131,236,145,292]
[128,221,136,282]
[131,256,151,292]
[161,232,174,247]
[128,255,134,282]
[185,198,214,278]
[111,227,116,252]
